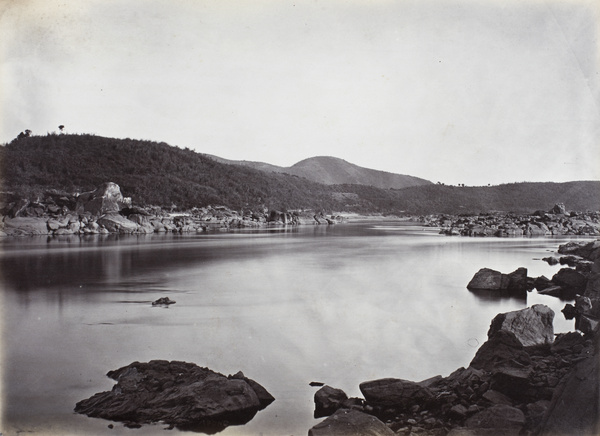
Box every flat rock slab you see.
[309,409,395,436]
[74,360,274,432]
[465,404,525,430]
[359,378,434,408]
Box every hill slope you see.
[206,155,432,189]
[1,134,599,214]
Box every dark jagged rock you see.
[507,267,532,291]
[151,297,176,306]
[490,366,533,401]
[314,386,348,418]
[74,360,274,432]
[552,268,588,295]
[533,275,552,291]
[469,330,531,371]
[561,304,577,319]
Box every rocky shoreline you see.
[307,239,600,435]
[418,203,600,237]
[0,182,345,236]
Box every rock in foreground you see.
[74,360,274,432]
[309,409,395,436]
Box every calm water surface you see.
[0,223,581,436]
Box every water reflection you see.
[467,288,528,303]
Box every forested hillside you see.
[1,134,598,214]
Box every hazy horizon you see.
[1,0,599,186]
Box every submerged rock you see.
[74,360,274,432]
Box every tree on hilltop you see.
[16,129,32,140]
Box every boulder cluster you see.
[419,204,600,237]
[309,239,600,435]
[309,310,597,436]
[0,182,343,236]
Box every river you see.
[0,222,581,436]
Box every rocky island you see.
[75,360,274,432]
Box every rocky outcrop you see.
[74,360,274,432]
[76,182,131,216]
[423,207,600,238]
[309,301,596,435]
[0,183,341,236]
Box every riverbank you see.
[0,182,350,236]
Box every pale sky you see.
[1,0,599,186]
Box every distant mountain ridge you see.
[205,155,432,189]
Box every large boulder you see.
[359,378,434,410]
[552,268,588,295]
[467,268,509,290]
[308,409,394,436]
[76,182,130,216]
[558,240,600,261]
[96,213,140,233]
[549,203,567,215]
[74,360,274,431]
[487,304,554,347]
[314,386,348,418]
